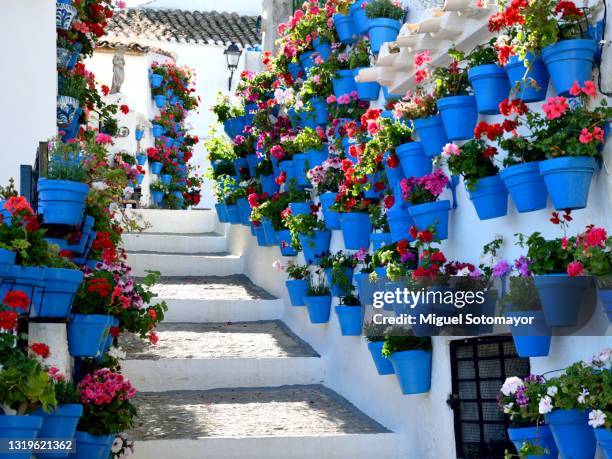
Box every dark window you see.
[449,336,530,459]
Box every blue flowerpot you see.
[237,198,251,226]
[233,157,248,176]
[298,230,331,264]
[279,160,296,184]
[599,289,612,322]
[160,174,172,185]
[507,425,558,459]
[505,54,550,103]
[152,124,164,138]
[2,265,45,302]
[151,190,164,207]
[150,161,163,175]
[354,272,376,305]
[437,95,478,141]
[254,224,268,247]
[292,153,309,188]
[310,97,329,125]
[332,69,357,97]
[0,415,42,459]
[319,192,340,230]
[0,200,12,226]
[289,202,312,216]
[135,129,145,141]
[305,147,328,169]
[56,1,78,30]
[226,204,241,224]
[260,174,279,195]
[245,103,258,126]
[500,162,548,213]
[313,37,331,60]
[299,51,316,74]
[73,431,115,459]
[364,172,383,199]
[368,18,401,54]
[533,275,589,327]
[286,279,308,306]
[467,175,509,220]
[387,206,415,243]
[539,156,596,210]
[413,115,449,158]
[31,268,83,319]
[325,267,354,297]
[68,314,112,357]
[287,107,301,129]
[350,0,372,35]
[368,341,394,375]
[288,62,302,80]
[38,179,89,226]
[261,218,278,245]
[389,350,432,395]
[505,311,552,358]
[215,203,229,223]
[277,230,298,256]
[333,13,357,44]
[335,305,363,336]
[99,317,119,355]
[354,68,380,101]
[163,137,174,148]
[154,94,167,108]
[371,232,392,251]
[305,295,332,323]
[468,64,511,115]
[340,212,372,250]
[33,404,83,458]
[545,409,596,459]
[246,154,260,177]
[136,153,147,166]
[542,39,597,96]
[150,73,163,88]
[408,200,450,240]
[595,428,612,459]
[0,249,16,277]
[396,142,432,179]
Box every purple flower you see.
[492,260,511,277]
[514,256,532,277]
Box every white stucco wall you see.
[0,0,56,190]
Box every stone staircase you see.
[121,210,400,459]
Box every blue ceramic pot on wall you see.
[468,64,511,115]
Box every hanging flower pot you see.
[333,13,357,44]
[545,409,596,459]
[298,230,331,264]
[354,272,376,305]
[500,162,548,213]
[395,142,432,178]
[539,156,597,210]
[160,174,172,186]
[276,230,298,256]
[599,288,612,322]
[150,162,162,175]
[237,198,251,226]
[533,274,589,327]
[504,53,550,103]
[73,431,116,459]
[151,191,164,207]
[225,204,241,224]
[387,206,415,243]
[354,68,380,101]
[299,51,316,74]
[286,279,308,306]
[289,202,312,215]
[136,153,147,166]
[507,425,559,459]
[246,154,259,176]
[350,0,372,35]
[332,70,358,97]
[371,232,392,251]
[437,95,478,141]
[135,128,145,141]
[413,115,449,158]
[364,172,383,199]
[278,160,296,184]
[468,64,511,115]
[304,295,332,324]
[56,0,78,30]
[335,305,364,336]
[261,218,278,245]
[467,174,509,220]
[254,224,268,247]
[33,404,83,459]
[56,96,80,125]
[233,157,248,176]
[313,37,332,60]
[31,268,83,319]
[305,147,328,169]
[368,18,401,55]
[292,153,310,188]
[68,314,112,358]
[153,95,167,108]
[505,310,552,358]
[150,73,164,88]
[368,341,394,375]
[388,350,432,395]
[299,109,319,130]
[288,62,302,80]
[0,249,15,278]
[310,97,329,125]
[257,174,277,196]
[287,107,301,129]
[152,124,164,138]
[38,178,88,226]
[542,39,597,96]
[340,212,372,250]
[0,415,43,459]
[594,428,612,458]
[325,268,354,297]
[99,317,119,355]
[408,200,451,240]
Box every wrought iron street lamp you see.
[224,42,242,91]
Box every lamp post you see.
[224,42,242,91]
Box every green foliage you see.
[205,135,235,163]
[52,379,80,405]
[254,158,274,177]
[211,92,244,123]
[294,128,325,151]
[432,50,471,98]
[381,335,431,357]
[285,212,326,250]
[464,39,499,68]
[365,0,404,20]
[286,263,310,280]
[0,178,19,200]
[370,205,390,232]
[515,232,573,275]
[363,321,388,342]
[347,38,372,69]
[47,139,88,183]
[445,139,499,190]
[306,272,330,296]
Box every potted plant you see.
[350,0,372,36]
[335,294,363,336]
[327,47,357,99]
[365,0,404,55]
[349,38,380,101]
[319,251,358,297]
[75,368,137,459]
[303,271,332,324]
[285,212,330,264]
[370,204,391,250]
[586,351,612,456]
[498,375,559,459]
[56,36,82,71]
[330,189,375,250]
[308,157,344,230]
[444,139,509,220]
[364,321,395,375]
[57,72,86,126]
[353,249,376,305]
[299,66,333,128]
[56,0,78,30]
[382,334,432,395]
[402,169,451,240]
[149,181,166,208]
[211,93,246,138]
[333,4,357,45]
[255,159,279,196]
[296,127,328,170]
[276,261,309,307]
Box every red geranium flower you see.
[31,343,50,359]
[3,291,31,310]
[120,104,130,114]
[0,310,18,330]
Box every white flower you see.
[538,396,553,415]
[108,347,126,360]
[501,377,525,396]
[588,409,607,428]
[547,386,558,397]
[92,181,108,190]
[457,267,472,277]
[111,437,123,453]
[578,387,590,404]
[503,402,514,414]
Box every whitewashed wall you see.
[0,0,56,190]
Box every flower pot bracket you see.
[447,175,459,210]
[0,279,73,323]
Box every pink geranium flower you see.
[579,128,593,144]
[567,261,585,277]
[542,96,568,120]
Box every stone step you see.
[121,322,323,391]
[126,208,223,234]
[122,232,228,254]
[128,386,399,459]
[149,276,283,323]
[125,252,243,277]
